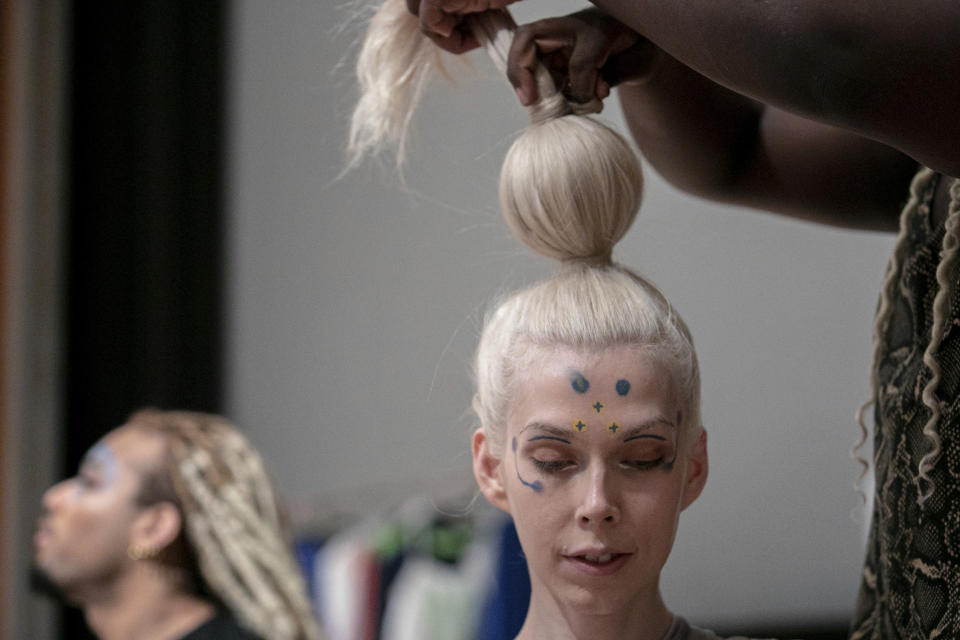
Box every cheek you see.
[63,493,136,549]
[506,484,570,547]
[627,487,685,544]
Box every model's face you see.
[480,345,706,615]
[34,426,162,597]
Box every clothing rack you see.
[287,465,478,534]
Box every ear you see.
[681,428,708,511]
[472,429,510,514]
[130,501,183,553]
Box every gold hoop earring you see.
[127,544,159,561]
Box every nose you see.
[42,479,72,512]
[575,466,620,525]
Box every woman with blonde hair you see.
[467,210,736,640]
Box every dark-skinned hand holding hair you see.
[411,1,960,229]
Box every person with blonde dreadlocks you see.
[407,2,960,638]
[33,409,322,640]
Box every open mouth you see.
[581,553,618,565]
[564,552,631,575]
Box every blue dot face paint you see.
[81,442,118,489]
[513,437,543,493]
[570,372,590,394]
[616,379,631,396]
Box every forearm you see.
[596,0,913,121]
[595,0,960,175]
[618,53,762,199]
[619,54,917,230]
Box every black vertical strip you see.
[63,2,225,638]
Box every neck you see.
[515,585,673,640]
[82,566,215,640]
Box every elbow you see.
[646,159,750,206]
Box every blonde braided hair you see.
[128,409,322,640]
[855,171,960,507]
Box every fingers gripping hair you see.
[467,9,643,265]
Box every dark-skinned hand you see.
[405,0,522,53]
[507,8,662,107]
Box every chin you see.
[28,563,72,604]
[545,576,641,618]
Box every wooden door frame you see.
[2,3,66,639]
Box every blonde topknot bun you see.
[349,0,644,264]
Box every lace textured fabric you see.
[852,171,960,639]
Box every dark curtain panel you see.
[63,2,225,638]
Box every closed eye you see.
[531,459,575,473]
[76,474,99,490]
[621,458,664,471]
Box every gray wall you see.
[227,0,892,629]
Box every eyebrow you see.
[527,434,573,445]
[519,417,675,443]
[621,418,675,443]
[519,422,575,441]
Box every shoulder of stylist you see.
[406,0,523,53]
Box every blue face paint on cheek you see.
[512,437,543,493]
[570,372,590,394]
[616,379,630,396]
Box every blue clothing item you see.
[475,521,530,640]
[295,538,325,603]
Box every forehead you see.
[92,425,166,477]
[521,344,674,389]
[511,344,678,419]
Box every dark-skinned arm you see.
[591,0,960,179]
[618,54,918,231]
[506,9,921,230]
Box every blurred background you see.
[3,1,893,638]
